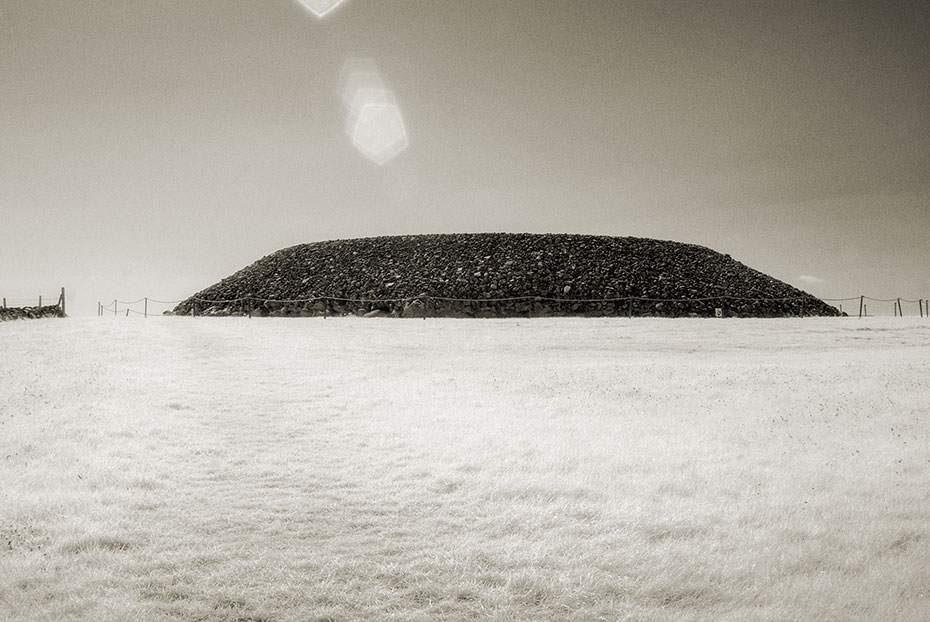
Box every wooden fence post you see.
[114,299,117,316]
[144,297,148,318]
[39,295,42,308]
[59,287,66,316]
[2,297,5,309]
[897,298,902,317]
[920,299,924,318]
[858,296,864,318]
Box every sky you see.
[2,0,928,317]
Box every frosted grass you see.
[1,317,929,621]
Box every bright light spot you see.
[295,0,347,18]
[353,102,408,164]
[340,59,409,165]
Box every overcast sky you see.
[2,0,928,316]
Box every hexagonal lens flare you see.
[352,101,409,164]
[295,0,347,19]
[340,60,409,165]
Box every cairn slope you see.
[172,233,840,317]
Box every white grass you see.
[2,316,929,621]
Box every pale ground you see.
[1,316,929,621]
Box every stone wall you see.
[0,305,65,321]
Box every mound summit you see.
[172,233,840,318]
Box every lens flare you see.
[352,102,408,164]
[340,59,409,165]
[295,0,347,19]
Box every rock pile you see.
[172,233,841,318]
[0,304,65,321]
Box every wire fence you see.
[99,297,179,318]
[99,293,930,319]
[1,289,67,318]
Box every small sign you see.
[714,308,723,318]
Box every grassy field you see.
[2,316,929,621]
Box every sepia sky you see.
[2,0,929,316]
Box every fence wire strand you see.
[97,291,930,318]
[2,296,64,307]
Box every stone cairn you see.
[171,233,842,319]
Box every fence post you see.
[920,299,924,318]
[2,297,5,309]
[858,296,864,318]
[59,287,66,316]
[144,297,148,318]
[126,309,130,317]
[114,299,117,316]
[39,295,42,308]
[897,298,902,317]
